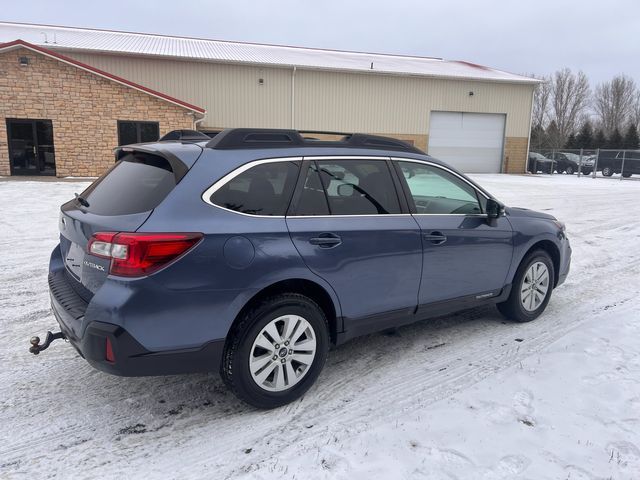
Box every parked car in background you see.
[159,130,211,142]
[576,154,595,174]
[544,152,593,175]
[36,129,571,409]
[528,152,555,174]
[201,130,222,139]
[581,155,596,174]
[545,152,578,174]
[597,150,640,177]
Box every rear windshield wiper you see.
[75,193,90,208]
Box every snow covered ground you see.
[0,174,639,479]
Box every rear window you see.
[80,153,177,215]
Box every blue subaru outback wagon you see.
[38,129,570,408]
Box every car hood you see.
[506,206,556,221]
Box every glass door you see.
[7,119,56,176]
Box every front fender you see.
[506,216,565,285]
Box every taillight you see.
[87,232,203,277]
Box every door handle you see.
[424,231,447,245]
[309,233,342,248]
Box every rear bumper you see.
[49,267,225,377]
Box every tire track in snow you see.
[1,176,639,479]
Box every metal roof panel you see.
[0,22,539,84]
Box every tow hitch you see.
[29,331,66,355]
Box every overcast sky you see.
[3,0,639,85]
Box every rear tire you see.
[497,250,554,323]
[622,172,632,178]
[221,293,329,409]
[602,166,614,177]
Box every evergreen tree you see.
[622,124,640,149]
[565,133,578,149]
[607,128,623,149]
[545,121,562,149]
[593,129,607,149]
[576,121,593,149]
[530,124,547,151]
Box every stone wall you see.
[0,47,196,177]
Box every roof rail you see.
[159,129,211,142]
[205,128,424,153]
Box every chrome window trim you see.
[412,213,489,218]
[201,155,492,219]
[302,155,392,161]
[287,214,413,219]
[390,157,490,200]
[201,156,302,218]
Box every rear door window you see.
[208,160,300,216]
[310,159,401,215]
[80,153,178,216]
[296,163,330,216]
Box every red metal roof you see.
[0,39,206,114]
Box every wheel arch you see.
[520,240,561,287]
[229,278,340,345]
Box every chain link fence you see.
[528,148,640,180]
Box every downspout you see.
[291,66,297,129]
[193,111,206,130]
[523,84,536,174]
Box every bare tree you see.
[531,74,551,129]
[549,68,591,146]
[632,93,640,130]
[593,74,638,134]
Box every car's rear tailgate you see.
[56,145,202,298]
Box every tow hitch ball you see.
[29,331,65,355]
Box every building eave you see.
[0,39,206,116]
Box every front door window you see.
[398,161,484,214]
[6,119,56,176]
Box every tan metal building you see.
[0,22,538,176]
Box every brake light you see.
[87,232,203,277]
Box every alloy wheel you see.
[249,315,317,392]
[520,261,550,312]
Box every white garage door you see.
[428,112,506,173]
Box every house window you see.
[117,121,160,146]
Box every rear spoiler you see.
[113,145,190,182]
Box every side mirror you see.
[337,184,354,197]
[486,198,504,219]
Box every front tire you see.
[565,165,575,174]
[622,172,632,178]
[221,294,329,409]
[602,166,614,177]
[497,250,554,323]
